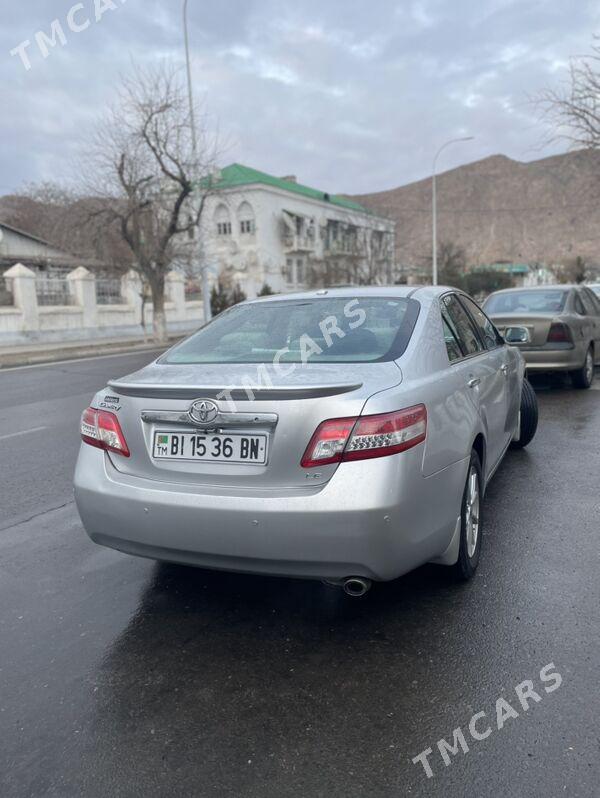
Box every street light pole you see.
[432,136,474,286]
[183,0,212,322]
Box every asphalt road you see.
[0,353,599,798]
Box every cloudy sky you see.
[1,0,599,196]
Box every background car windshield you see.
[485,290,568,314]
[164,297,417,363]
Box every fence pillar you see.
[3,263,39,330]
[166,271,186,319]
[121,269,143,311]
[121,269,150,333]
[67,266,97,328]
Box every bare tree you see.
[420,240,467,287]
[536,38,600,150]
[550,255,588,284]
[81,62,220,342]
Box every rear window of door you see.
[441,314,464,361]
[458,295,504,350]
[579,289,598,316]
[573,293,586,316]
[442,294,484,356]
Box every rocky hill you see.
[353,149,600,272]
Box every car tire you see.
[570,345,595,389]
[510,379,538,450]
[453,450,483,581]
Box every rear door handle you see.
[468,378,481,388]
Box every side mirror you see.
[504,326,529,344]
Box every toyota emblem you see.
[189,399,219,425]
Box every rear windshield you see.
[484,290,568,314]
[164,297,420,364]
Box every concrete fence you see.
[0,264,205,345]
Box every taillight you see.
[547,323,572,344]
[301,405,427,468]
[301,417,356,468]
[80,407,130,457]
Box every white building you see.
[196,164,396,298]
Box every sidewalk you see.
[0,333,182,369]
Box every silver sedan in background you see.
[484,285,600,388]
[74,287,537,596]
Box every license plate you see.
[152,431,268,464]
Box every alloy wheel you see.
[465,466,480,559]
[585,350,594,385]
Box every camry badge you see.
[189,399,219,425]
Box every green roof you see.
[479,262,530,275]
[204,163,368,213]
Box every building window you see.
[284,257,306,287]
[217,221,232,236]
[238,201,256,237]
[284,257,294,284]
[214,204,232,237]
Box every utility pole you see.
[183,0,212,322]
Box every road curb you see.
[0,337,181,369]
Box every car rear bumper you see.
[74,445,467,582]
[517,345,584,372]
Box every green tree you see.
[210,281,229,316]
[210,281,247,316]
[230,283,247,306]
[462,270,514,299]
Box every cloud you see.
[0,0,598,196]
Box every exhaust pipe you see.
[342,577,372,597]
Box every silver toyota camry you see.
[74,287,538,596]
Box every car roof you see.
[246,285,457,305]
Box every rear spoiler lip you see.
[108,381,364,401]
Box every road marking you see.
[0,347,166,373]
[0,426,47,441]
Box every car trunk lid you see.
[100,361,402,489]
[489,313,560,346]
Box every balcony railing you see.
[282,232,316,252]
[325,239,365,257]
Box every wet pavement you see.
[0,355,599,797]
